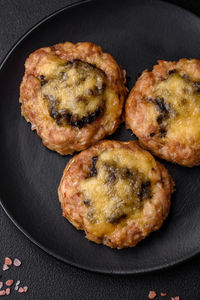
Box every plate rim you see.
[1,0,200,275]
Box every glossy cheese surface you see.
[152,72,200,142]
[37,58,117,128]
[80,148,157,237]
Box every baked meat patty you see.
[126,59,200,166]
[58,140,174,249]
[19,42,127,154]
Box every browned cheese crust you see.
[58,140,174,249]
[19,42,128,154]
[125,59,200,166]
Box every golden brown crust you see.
[58,140,174,249]
[125,59,200,166]
[19,42,128,155]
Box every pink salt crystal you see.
[5,288,10,295]
[4,257,12,266]
[0,290,6,296]
[23,286,28,292]
[2,264,9,271]
[13,259,21,267]
[148,291,157,299]
[0,283,3,289]
[5,280,13,287]
[18,287,24,293]
[15,280,20,291]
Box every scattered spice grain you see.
[0,290,6,296]
[1,257,28,295]
[4,258,12,266]
[5,288,10,295]
[14,280,20,291]
[6,280,13,287]
[23,286,28,292]
[18,287,25,293]
[13,259,21,267]
[2,265,9,271]
[148,290,157,299]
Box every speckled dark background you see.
[0,0,200,299]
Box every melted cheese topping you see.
[80,148,157,237]
[153,72,200,142]
[35,56,121,128]
[35,55,121,128]
[41,60,106,117]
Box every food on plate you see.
[58,140,174,249]
[19,42,127,155]
[125,59,200,166]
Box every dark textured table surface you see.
[0,0,200,299]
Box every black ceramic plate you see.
[1,0,200,274]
